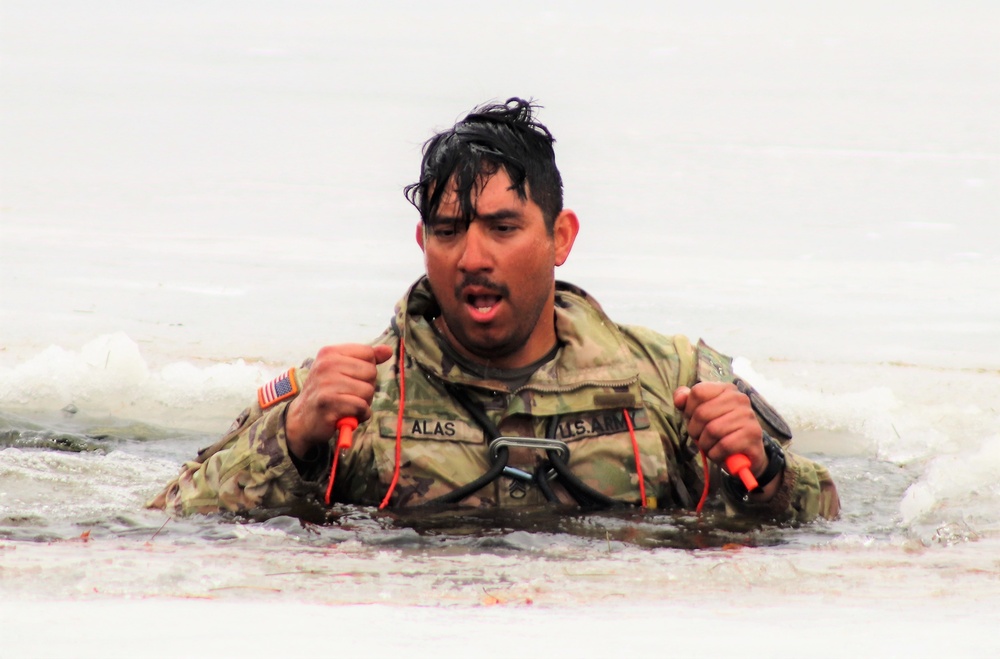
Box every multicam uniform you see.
[149,278,840,521]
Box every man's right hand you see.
[285,344,394,459]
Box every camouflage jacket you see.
[149,278,840,521]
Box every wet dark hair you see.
[404,98,563,232]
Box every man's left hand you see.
[673,382,768,479]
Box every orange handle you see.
[326,417,359,506]
[725,453,758,491]
[336,417,358,450]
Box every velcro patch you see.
[257,368,300,409]
[552,408,651,442]
[735,377,793,440]
[378,415,483,444]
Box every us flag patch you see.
[257,368,300,409]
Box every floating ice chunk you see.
[150,359,273,413]
[0,332,148,409]
[731,357,952,462]
[900,437,1000,525]
[0,333,274,430]
[79,332,149,379]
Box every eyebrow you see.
[427,208,524,225]
[479,209,523,222]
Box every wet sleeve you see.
[723,452,841,521]
[146,400,324,517]
[695,340,840,521]
[145,367,326,517]
[623,327,840,522]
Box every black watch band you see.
[725,433,786,499]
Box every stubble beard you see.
[437,278,552,365]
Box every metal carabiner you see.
[488,436,571,463]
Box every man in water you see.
[150,98,839,521]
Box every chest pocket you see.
[553,407,669,503]
[369,412,492,506]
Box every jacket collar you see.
[393,277,640,397]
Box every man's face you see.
[416,170,578,369]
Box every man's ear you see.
[553,210,579,267]
[415,222,425,252]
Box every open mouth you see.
[465,293,503,322]
[455,277,510,323]
[468,294,502,315]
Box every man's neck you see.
[437,334,560,390]
[431,315,558,371]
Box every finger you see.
[673,386,690,410]
[373,344,394,364]
[315,343,385,364]
[292,343,393,444]
[301,388,377,437]
[340,357,382,385]
[325,392,378,424]
[704,429,764,470]
[682,386,753,446]
[676,382,730,426]
[699,415,764,467]
[308,375,377,413]
[684,381,731,409]
[310,352,379,385]
[686,386,751,426]
[701,408,758,447]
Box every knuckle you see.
[691,407,713,426]
[316,345,340,360]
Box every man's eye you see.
[495,224,517,233]
[433,225,458,238]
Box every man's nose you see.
[456,223,493,272]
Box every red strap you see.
[378,337,405,510]
[324,445,341,506]
[695,449,710,513]
[623,409,647,508]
